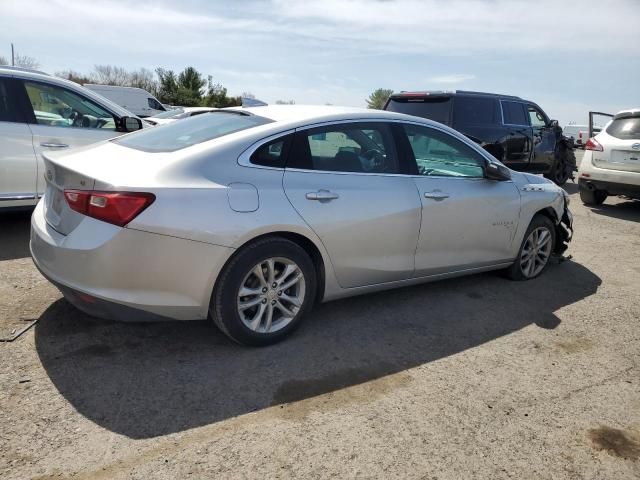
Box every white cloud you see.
[429,74,476,84]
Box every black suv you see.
[384,90,576,185]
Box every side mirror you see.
[485,161,511,181]
[549,119,559,128]
[121,116,143,132]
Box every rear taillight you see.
[584,138,604,152]
[64,190,155,227]
[578,132,583,139]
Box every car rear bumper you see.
[578,178,640,199]
[30,201,233,321]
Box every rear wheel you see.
[545,146,575,186]
[507,215,556,281]
[579,187,607,206]
[211,237,316,346]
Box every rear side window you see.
[289,122,399,173]
[501,101,528,126]
[114,112,272,152]
[606,116,640,140]
[453,96,499,126]
[250,135,292,168]
[385,97,452,124]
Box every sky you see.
[1,0,639,125]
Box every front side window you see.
[402,124,485,178]
[24,81,116,130]
[291,123,399,173]
[501,101,528,126]
[527,105,547,128]
[114,112,272,152]
[147,97,164,110]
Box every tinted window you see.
[0,78,17,122]
[501,101,528,126]
[147,97,164,110]
[527,105,547,128]
[250,136,292,168]
[386,97,452,124]
[402,124,485,178]
[114,112,272,152]
[291,123,399,173]
[606,116,640,140]
[453,96,498,125]
[24,81,116,130]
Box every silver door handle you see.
[306,190,339,201]
[424,191,450,200]
[40,143,69,148]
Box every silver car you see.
[30,106,573,346]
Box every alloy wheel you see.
[520,227,553,278]
[237,257,306,333]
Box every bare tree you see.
[14,54,40,69]
[55,70,92,85]
[128,68,158,94]
[91,65,130,86]
[275,99,295,105]
[241,91,255,99]
[0,56,8,66]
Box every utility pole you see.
[11,43,15,66]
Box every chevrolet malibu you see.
[31,106,573,346]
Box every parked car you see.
[0,66,143,210]
[31,106,572,346]
[563,125,602,148]
[84,84,166,118]
[384,90,576,185]
[144,107,218,125]
[578,108,640,205]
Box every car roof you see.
[389,90,524,101]
[225,104,428,125]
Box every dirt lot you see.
[1,151,639,479]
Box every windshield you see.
[113,112,272,152]
[606,115,640,140]
[386,97,452,124]
[151,108,185,119]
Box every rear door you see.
[283,121,422,288]
[0,76,38,206]
[16,79,122,197]
[397,122,521,276]
[500,100,532,169]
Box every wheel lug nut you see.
[277,291,282,296]
[262,287,267,293]
[272,282,277,288]
[262,298,267,304]
[271,300,276,305]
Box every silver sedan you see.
[31,106,573,345]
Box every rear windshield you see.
[114,112,272,152]
[385,97,452,124]
[606,116,640,140]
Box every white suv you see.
[578,108,640,205]
[0,67,143,210]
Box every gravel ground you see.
[1,151,639,479]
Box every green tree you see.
[366,88,393,109]
[203,76,241,108]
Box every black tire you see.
[211,237,317,346]
[579,187,607,206]
[506,215,556,281]
[545,146,576,186]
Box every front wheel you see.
[545,147,576,186]
[211,237,317,346]
[506,215,556,281]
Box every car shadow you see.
[586,199,640,223]
[0,210,33,261]
[562,182,579,195]
[35,260,601,439]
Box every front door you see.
[397,123,521,276]
[283,121,422,288]
[527,104,556,170]
[17,79,121,196]
[500,100,533,169]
